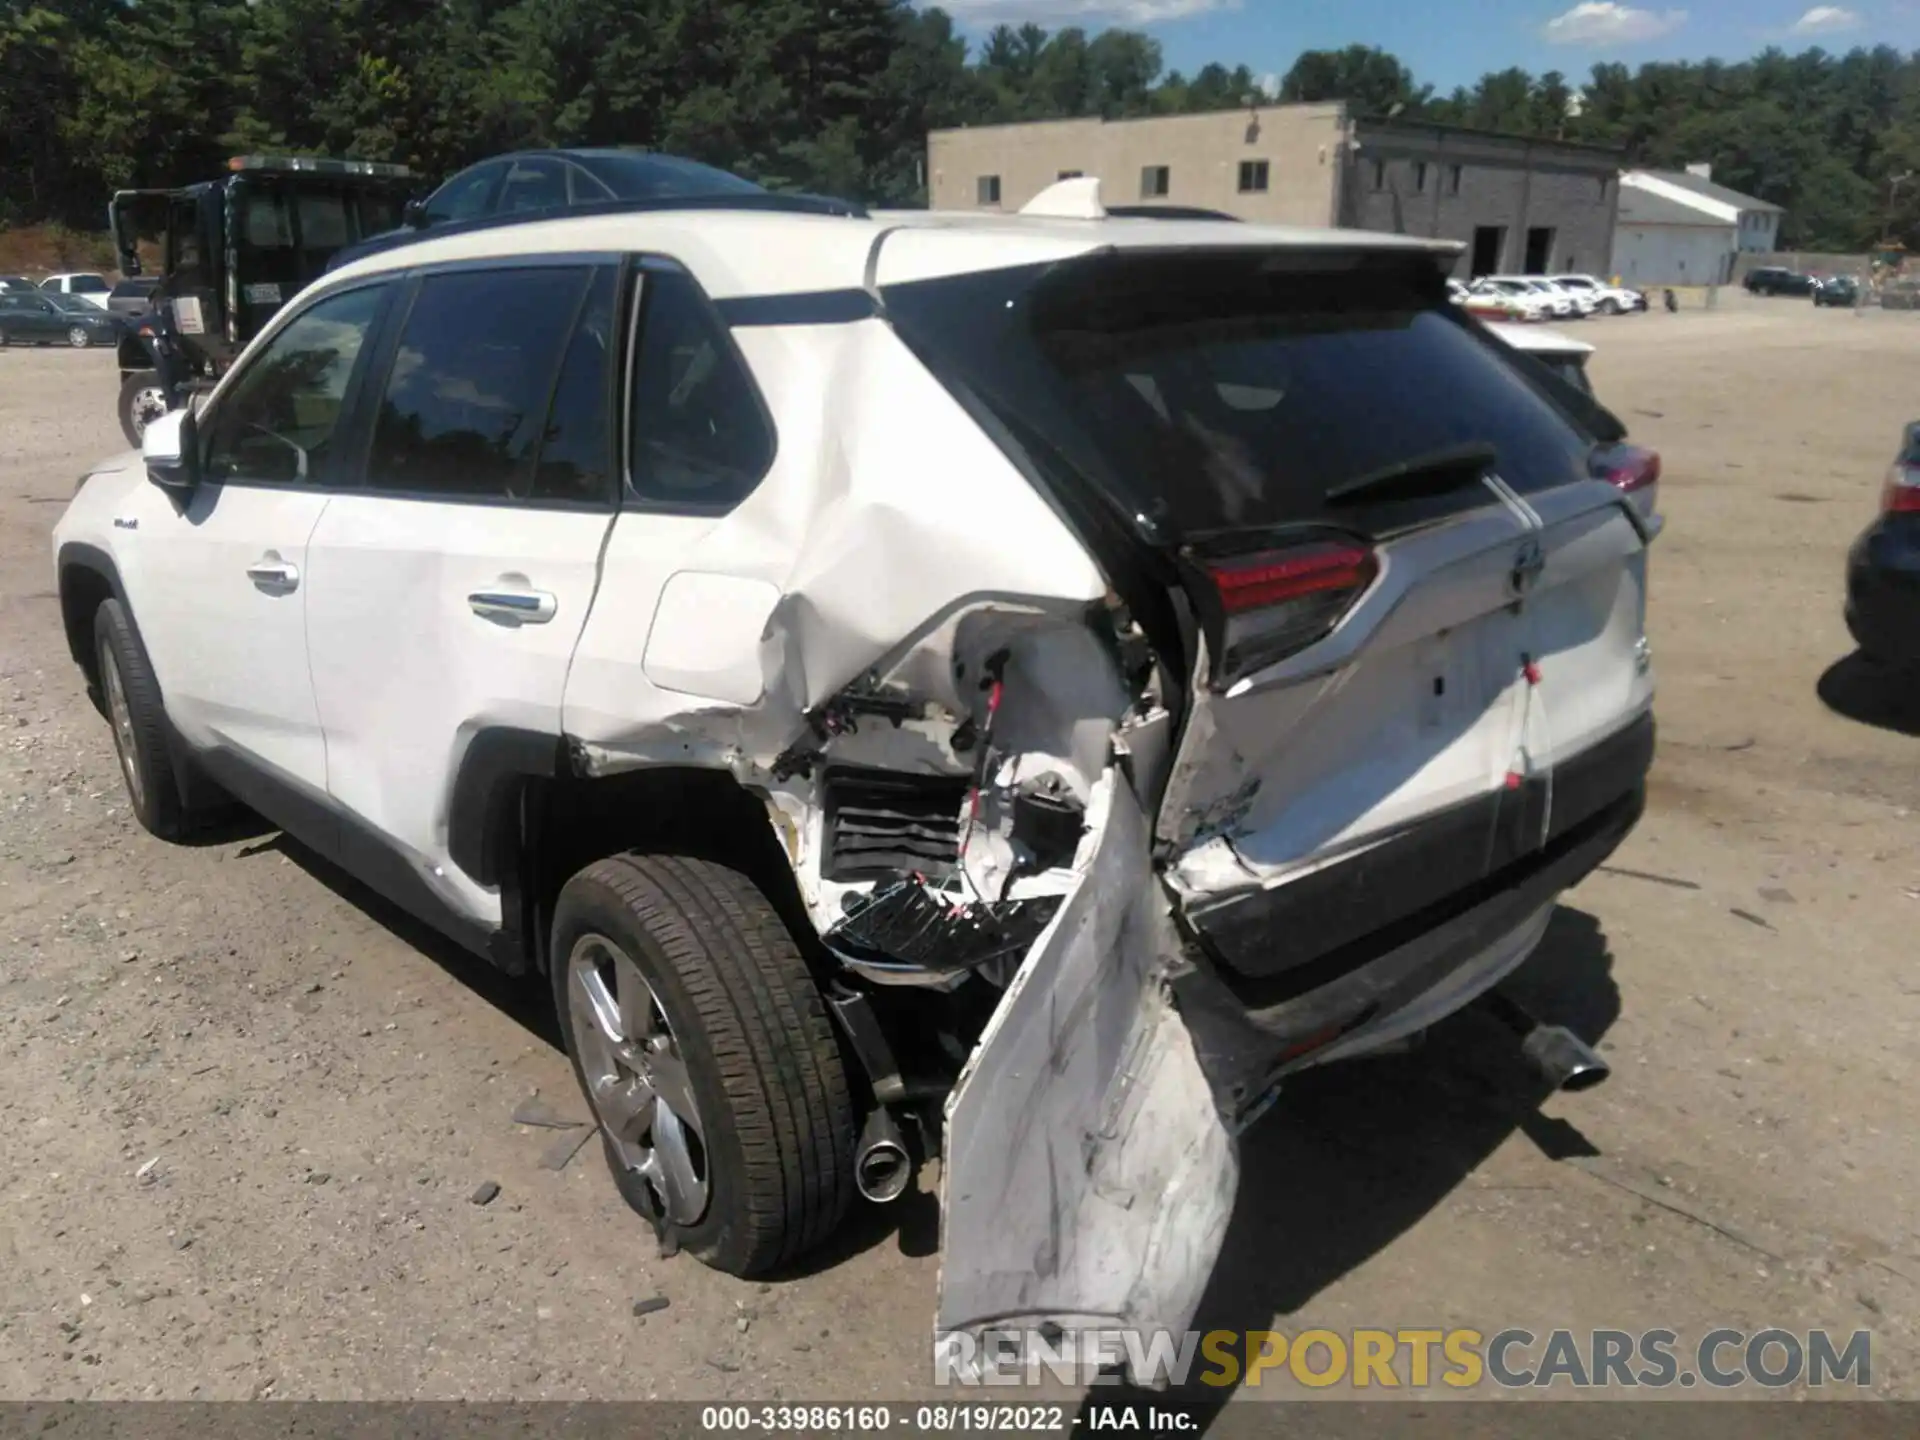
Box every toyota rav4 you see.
[54,186,1658,1361]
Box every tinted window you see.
[203,285,385,486]
[530,268,618,505]
[575,152,762,199]
[69,275,109,294]
[886,253,1605,541]
[497,159,567,214]
[628,269,774,509]
[110,279,158,299]
[425,162,504,223]
[367,267,589,501]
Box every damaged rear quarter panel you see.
[561,315,1108,774]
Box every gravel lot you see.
[1,296,1916,1403]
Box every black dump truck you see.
[108,154,414,444]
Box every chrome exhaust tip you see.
[1520,1023,1612,1093]
[1480,991,1611,1093]
[855,1108,913,1204]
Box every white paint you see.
[643,572,782,705]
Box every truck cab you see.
[109,154,413,443]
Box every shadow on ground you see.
[1079,904,1621,1429]
[1818,652,1920,737]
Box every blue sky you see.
[930,1,1920,91]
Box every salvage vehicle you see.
[1845,422,1920,671]
[106,154,413,444]
[53,178,1657,1360]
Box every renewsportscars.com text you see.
[933,1327,1873,1390]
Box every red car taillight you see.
[1884,461,1920,515]
[1590,443,1661,495]
[1199,539,1379,685]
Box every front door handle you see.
[246,557,299,592]
[468,588,557,625]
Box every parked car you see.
[1469,277,1555,321]
[0,274,34,291]
[54,199,1656,1352]
[0,289,123,347]
[39,272,113,310]
[329,148,863,272]
[1745,267,1816,296]
[1487,321,1596,394]
[107,276,160,323]
[1845,422,1920,671]
[1528,277,1598,318]
[1479,276,1579,319]
[1813,275,1861,308]
[1551,273,1647,314]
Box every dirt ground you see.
[1,295,1916,1405]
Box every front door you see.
[303,262,621,924]
[119,281,390,794]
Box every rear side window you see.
[69,275,109,294]
[627,269,774,510]
[366,267,594,502]
[886,253,1601,539]
[530,267,618,505]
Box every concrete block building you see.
[927,104,1625,279]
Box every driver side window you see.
[202,284,385,486]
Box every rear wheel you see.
[1599,297,1620,316]
[119,369,170,446]
[68,325,91,349]
[552,853,856,1276]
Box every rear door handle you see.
[246,558,299,592]
[468,588,557,625]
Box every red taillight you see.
[1591,443,1661,495]
[1201,540,1379,685]
[1207,541,1376,615]
[1885,462,1920,514]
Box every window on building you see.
[1413,161,1428,194]
[977,174,1001,206]
[1371,159,1387,191]
[1057,169,1084,181]
[1449,164,1463,195]
[1141,165,1170,199]
[1237,159,1270,194]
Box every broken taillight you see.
[1589,443,1661,495]
[1201,539,1378,685]
[1884,461,1920,515]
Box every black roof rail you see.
[328,190,870,272]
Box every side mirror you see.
[143,408,200,494]
[403,198,430,229]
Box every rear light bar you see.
[1885,461,1920,514]
[1590,443,1661,495]
[1199,539,1379,686]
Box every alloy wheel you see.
[567,932,710,1225]
[68,326,91,348]
[100,641,144,810]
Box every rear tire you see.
[93,598,190,840]
[68,326,91,349]
[552,853,856,1276]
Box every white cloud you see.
[1790,4,1862,32]
[1542,2,1688,44]
[935,0,1237,23]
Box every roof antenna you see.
[1019,176,1106,220]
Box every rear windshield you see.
[885,250,1614,541]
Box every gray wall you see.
[1610,223,1737,286]
[1339,124,1621,279]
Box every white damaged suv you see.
[54,184,1657,1354]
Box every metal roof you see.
[1636,169,1784,215]
[1617,186,1735,229]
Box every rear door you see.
[303,260,622,924]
